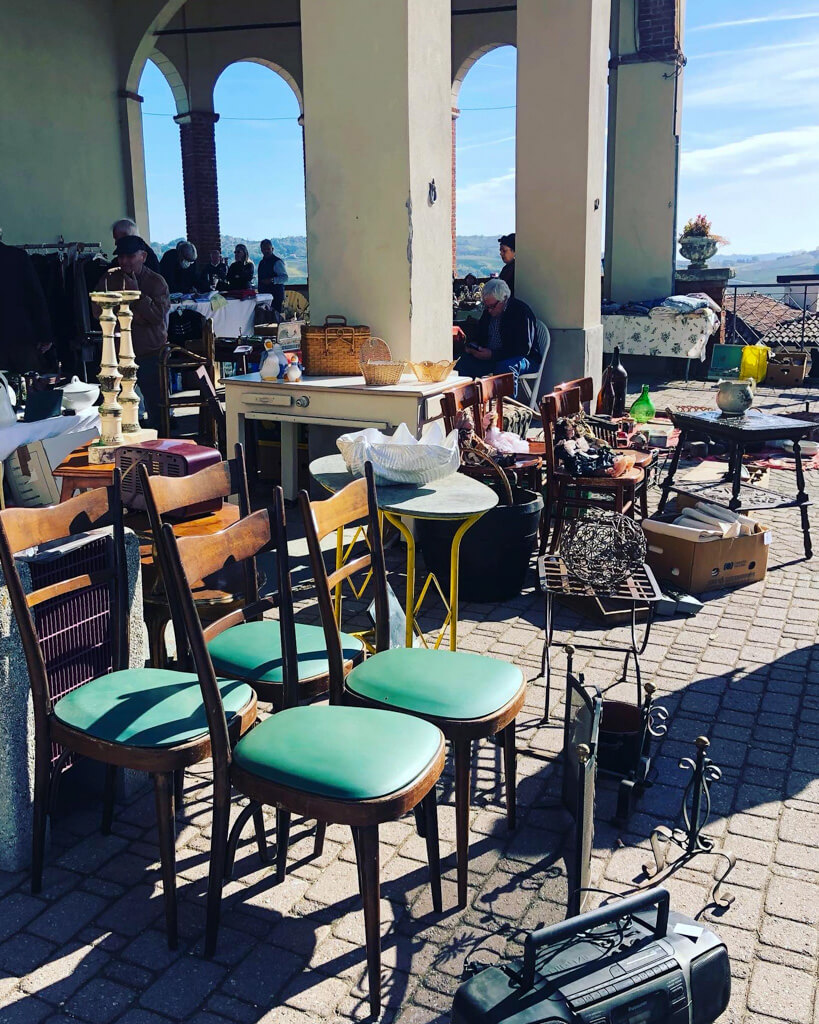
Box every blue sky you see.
[140,0,819,254]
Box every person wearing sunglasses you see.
[455,277,538,397]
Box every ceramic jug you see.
[716,378,755,416]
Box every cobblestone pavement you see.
[1,379,818,1024]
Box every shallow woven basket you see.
[409,359,456,383]
[359,338,405,386]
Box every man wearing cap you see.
[93,235,170,431]
[111,218,161,274]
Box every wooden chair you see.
[539,388,645,553]
[158,343,222,445]
[301,464,527,908]
[0,483,257,949]
[139,451,366,708]
[553,375,652,516]
[138,445,252,671]
[159,490,445,1016]
[441,374,543,492]
[195,365,226,454]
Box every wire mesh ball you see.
[561,511,647,593]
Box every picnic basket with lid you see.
[302,314,370,375]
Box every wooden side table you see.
[53,441,115,501]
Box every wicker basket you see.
[302,315,370,375]
[359,338,405,386]
[409,359,456,384]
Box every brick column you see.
[174,110,221,255]
[451,106,459,276]
[637,0,680,58]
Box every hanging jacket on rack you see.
[0,243,53,372]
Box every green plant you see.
[679,215,728,244]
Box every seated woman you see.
[225,244,255,291]
[455,279,539,397]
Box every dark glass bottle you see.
[609,347,628,417]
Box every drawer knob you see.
[295,396,310,408]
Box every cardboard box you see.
[764,349,808,387]
[642,501,770,593]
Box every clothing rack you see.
[20,235,102,254]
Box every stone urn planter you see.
[679,234,719,269]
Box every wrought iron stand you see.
[643,736,735,908]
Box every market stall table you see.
[169,293,274,339]
[223,371,470,501]
[658,408,814,558]
[310,454,498,651]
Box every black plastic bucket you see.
[416,487,543,603]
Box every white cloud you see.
[458,169,515,204]
[682,126,819,177]
[689,11,819,32]
[457,134,516,153]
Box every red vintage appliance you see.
[115,440,222,517]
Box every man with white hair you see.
[111,218,160,273]
[158,240,199,294]
[456,278,539,396]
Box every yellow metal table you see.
[309,455,498,651]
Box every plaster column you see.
[118,89,150,241]
[604,0,685,302]
[300,0,452,362]
[515,0,610,390]
[451,106,460,276]
[174,110,221,256]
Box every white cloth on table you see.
[603,307,719,361]
[0,408,100,464]
[168,294,274,339]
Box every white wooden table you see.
[223,371,469,500]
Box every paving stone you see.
[748,962,816,1023]
[64,977,137,1024]
[140,957,227,1018]
[27,891,107,945]
[766,875,819,925]
[19,942,108,1004]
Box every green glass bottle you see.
[629,384,656,424]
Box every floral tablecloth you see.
[603,307,719,361]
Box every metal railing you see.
[723,282,818,350]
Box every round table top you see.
[309,454,499,520]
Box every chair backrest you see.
[138,446,253,668]
[299,463,389,703]
[159,493,297,770]
[195,365,226,452]
[539,387,582,478]
[440,379,484,436]
[0,482,126,733]
[480,373,515,429]
[554,376,594,410]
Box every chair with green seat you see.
[158,488,445,1017]
[0,483,258,950]
[139,447,365,707]
[300,463,527,908]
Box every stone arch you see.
[124,0,189,96]
[142,47,189,113]
[212,57,303,115]
[452,42,514,107]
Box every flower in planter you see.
[679,214,728,268]
[679,214,728,245]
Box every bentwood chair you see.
[539,388,645,553]
[139,450,365,708]
[553,375,653,516]
[159,490,444,1016]
[301,464,527,908]
[0,483,257,949]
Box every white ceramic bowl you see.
[337,422,460,485]
[60,376,100,412]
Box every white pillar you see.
[515,0,611,389]
[604,0,685,302]
[300,0,452,362]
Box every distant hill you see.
[152,235,819,288]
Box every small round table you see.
[310,455,498,650]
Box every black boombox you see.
[452,889,730,1024]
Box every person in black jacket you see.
[226,244,255,291]
[455,278,538,397]
[0,240,54,372]
[498,232,515,295]
[158,241,199,294]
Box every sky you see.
[139,0,819,254]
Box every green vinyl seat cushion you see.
[53,669,254,748]
[207,621,363,685]
[233,705,442,801]
[346,647,524,722]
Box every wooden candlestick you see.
[88,292,124,464]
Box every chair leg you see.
[421,789,442,914]
[313,820,326,859]
[205,773,231,957]
[413,802,427,839]
[639,480,649,519]
[549,484,566,554]
[31,743,51,894]
[453,738,472,909]
[275,807,291,883]
[253,805,269,864]
[173,769,185,810]
[356,824,382,1019]
[502,722,517,831]
[153,772,178,950]
[614,485,624,514]
[101,765,117,836]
